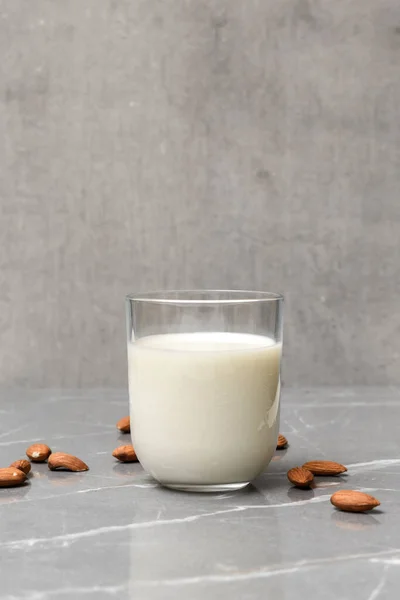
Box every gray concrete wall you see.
[1,0,399,387]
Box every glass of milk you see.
[126,290,283,492]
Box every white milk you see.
[128,332,281,488]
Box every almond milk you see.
[128,332,281,490]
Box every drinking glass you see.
[126,290,284,492]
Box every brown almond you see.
[48,452,89,472]
[0,467,27,487]
[331,490,380,513]
[26,443,52,463]
[10,459,31,475]
[276,434,288,450]
[287,467,314,489]
[117,416,130,433]
[302,460,347,476]
[112,445,138,463]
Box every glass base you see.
[162,481,250,493]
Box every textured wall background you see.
[1,0,400,387]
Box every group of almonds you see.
[277,434,381,513]
[113,416,138,462]
[0,416,138,489]
[0,422,382,514]
[0,445,89,488]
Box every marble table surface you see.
[0,387,399,600]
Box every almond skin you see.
[331,490,380,513]
[276,434,288,450]
[112,445,138,463]
[287,466,314,489]
[26,443,52,463]
[116,416,130,433]
[48,452,89,472]
[0,467,27,487]
[10,459,31,475]
[302,460,347,476]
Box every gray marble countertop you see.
[1,388,399,600]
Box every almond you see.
[26,443,52,463]
[276,434,288,450]
[48,452,89,472]
[112,445,138,463]
[9,459,31,475]
[302,460,347,476]
[331,490,380,513]
[287,466,314,489]
[0,467,27,487]
[117,416,130,433]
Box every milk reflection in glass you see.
[128,332,281,488]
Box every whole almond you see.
[26,443,52,463]
[48,452,89,472]
[117,416,130,433]
[10,459,31,475]
[276,434,288,450]
[302,460,347,476]
[287,466,314,489]
[331,490,380,513]
[0,467,27,487]
[112,445,138,463]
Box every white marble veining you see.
[0,388,399,600]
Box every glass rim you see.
[125,289,284,305]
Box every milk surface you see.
[128,332,281,487]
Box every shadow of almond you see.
[331,511,381,530]
[47,472,86,486]
[112,463,144,477]
[0,481,31,504]
[287,487,315,502]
